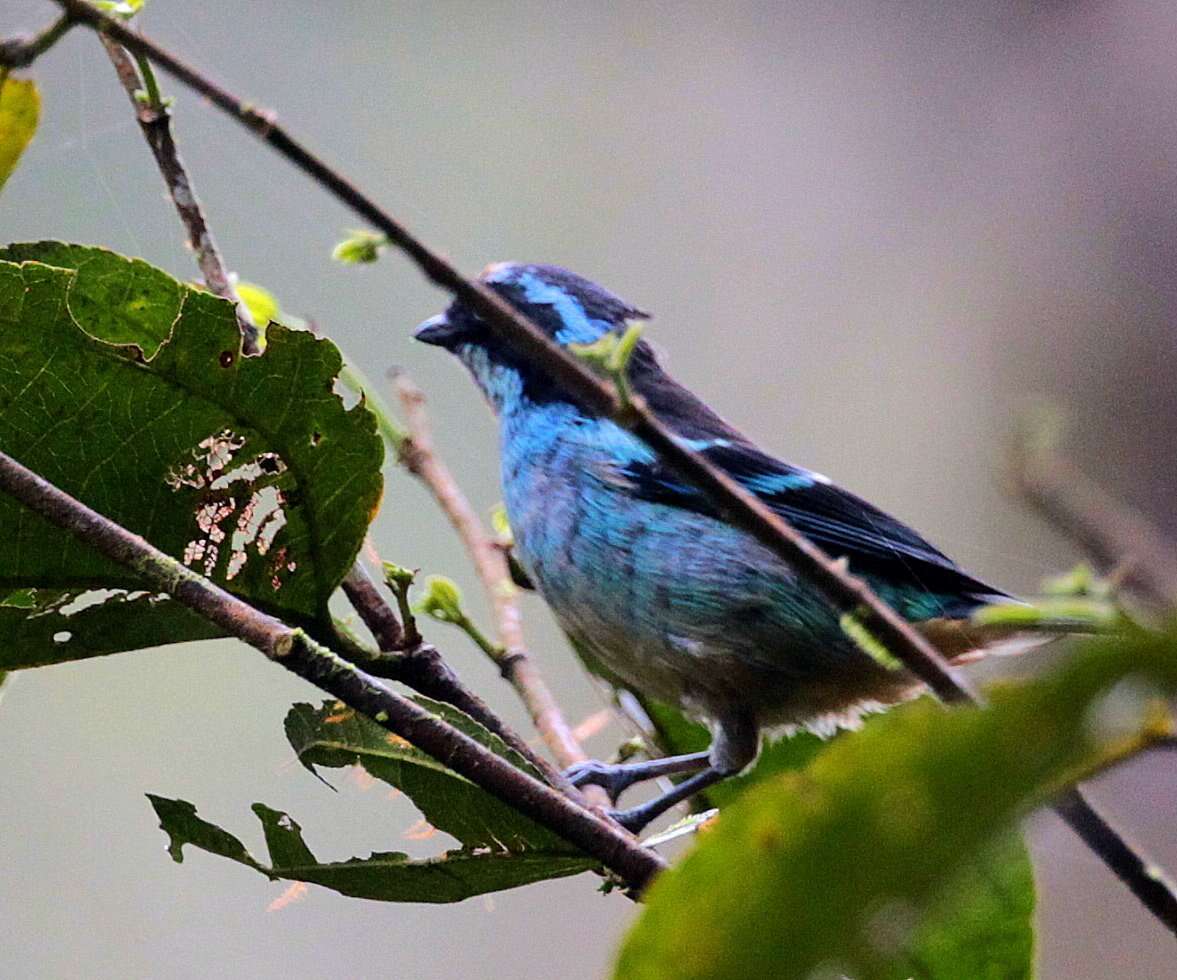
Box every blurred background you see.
[2,1,1176,977]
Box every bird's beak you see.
[414,312,462,347]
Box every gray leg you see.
[609,712,759,833]
[566,751,712,802]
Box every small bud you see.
[332,230,388,265]
[381,561,417,589]
[1041,562,1102,598]
[490,503,513,544]
[93,0,148,17]
[416,575,465,624]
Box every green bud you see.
[93,0,148,17]
[1041,562,1104,599]
[571,321,646,408]
[608,321,645,375]
[490,502,513,544]
[416,575,465,624]
[838,611,901,671]
[381,561,417,589]
[332,229,388,265]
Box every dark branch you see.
[0,448,665,893]
[339,564,579,796]
[0,12,74,70]
[47,0,1177,933]
[48,0,969,705]
[1053,789,1177,930]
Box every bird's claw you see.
[564,760,638,803]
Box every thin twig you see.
[1013,442,1177,609]
[0,12,74,70]
[0,448,665,893]
[43,0,1177,934]
[394,373,594,775]
[96,33,258,353]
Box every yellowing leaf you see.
[235,280,280,327]
[0,76,40,192]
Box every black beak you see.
[414,313,463,347]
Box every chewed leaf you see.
[148,796,595,904]
[0,241,182,357]
[0,588,222,671]
[285,699,573,852]
[0,244,383,668]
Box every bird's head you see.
[414,262,649,412]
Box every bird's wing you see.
[610,360,1004,606]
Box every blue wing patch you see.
[608,358,1005,608]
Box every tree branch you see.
[46,0,974,705]
[95,33,259,353]
[339,563,580,797]
[43,0,1177,934]
[0,448,665,893]
[0,12,74,71]
[1012,438,1177,609]
[394,373,595,776]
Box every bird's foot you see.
[564,760,640,803]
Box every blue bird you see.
[416,263,1015,831]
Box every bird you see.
[415,262,1017,832]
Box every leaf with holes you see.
[286,698,575,852]
[0,243,383,669]
[615,630,1177,980]
[148,796,595,903]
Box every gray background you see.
[3,1,1176,977]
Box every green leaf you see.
[415,574,465,624]
[148,795,595,903]
[0,588,223,670]
[0,241,183,358]
[0,244,383,670]
[615,629,1177,980]
[891,835,1035,980]
[0,77,40,193]
[285,698,575,852]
